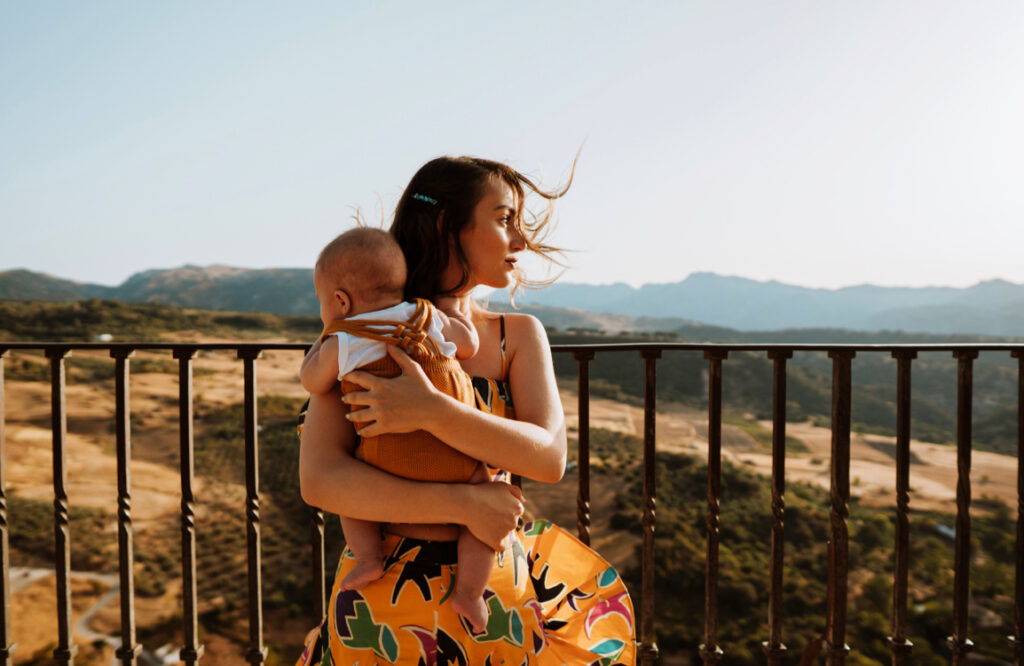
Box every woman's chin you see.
[478,274,514,290]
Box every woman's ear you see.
[333,289,352,317]
[438,212,456,250]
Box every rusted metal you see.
[1012,351,1024,662]
[948,350,977,665]
[311,509,326,621]
[888,350,916,666]
[46,348,78,665]
[0,350,13,666]
[825,350,855,666]
[574,350,595,546]
[700,350,727,666]
[110,348,141,665]
[763,350,791,666]
[173,348,204,665]
[239,350,267,665]
[639,349,661,666]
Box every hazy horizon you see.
[6,263,1023,293]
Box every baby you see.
[300,227,493,631]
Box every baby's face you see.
[314,269,348,326]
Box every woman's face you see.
[453,178,526,292]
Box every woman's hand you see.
[341,345,444,437]
[459,481,525,551]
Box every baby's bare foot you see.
[339,558,384,591]
[452,593,489,633]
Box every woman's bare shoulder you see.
[502,313,550,362]
[502,311,546,336]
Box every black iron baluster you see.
[639,349,661,666]
[174,348,204,665]
[826,350,854,666]
[239,349,267,665]
[46,347,77,665]
[763,350,791,666]
[701,350,727,666]
[888,351,916,665]
[0,350,13,666]
[110,348,141,665]
[574,350,594,546]
[1011,350,1024,663]
[949,350,977,664]
[946,350,978,659]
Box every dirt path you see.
[10,567,176,665]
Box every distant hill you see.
[0,267,692,333]
[510,272,1024,336]
[4,267,1024,336]
[0,269,115,301]
[0,265,318,315]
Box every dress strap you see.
[499,315,509,381]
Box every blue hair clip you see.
[411,193,438,205]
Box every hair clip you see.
[411,193,438,205]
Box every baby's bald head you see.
[315,227,406,318]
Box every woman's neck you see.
[447,293,474,317]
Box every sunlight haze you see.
[2,1,1022,290]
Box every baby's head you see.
[314,227,407,326]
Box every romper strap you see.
[320,299,443,359]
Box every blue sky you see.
[2,2,1022,289]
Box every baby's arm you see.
[435,297,479,360]
[300,335,341,394]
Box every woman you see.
[297,156,636,665]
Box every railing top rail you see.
[2,341,1024,354]
[0,342,311,352]
[552,342,1024,353]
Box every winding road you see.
[10,567,172,665]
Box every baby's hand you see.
[436,301,479,360]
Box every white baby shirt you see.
[333,301,457,378]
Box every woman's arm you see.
[342,314,567,483]
[298,387,525,550]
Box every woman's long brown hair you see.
[390,156,574,302]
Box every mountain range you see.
[2,266,1023,336]
[513,272,1024,336]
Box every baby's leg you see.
[451,526,495,632]
[338,516,385,591]
[450,463,494,632]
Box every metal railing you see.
[0,341,1022,665]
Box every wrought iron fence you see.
[0,341,1022,665]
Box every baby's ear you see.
[333,289,351,317]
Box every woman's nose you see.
[509,227,526,251]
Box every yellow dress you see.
[296,316,636,665]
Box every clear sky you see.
[2,2,1022,290]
